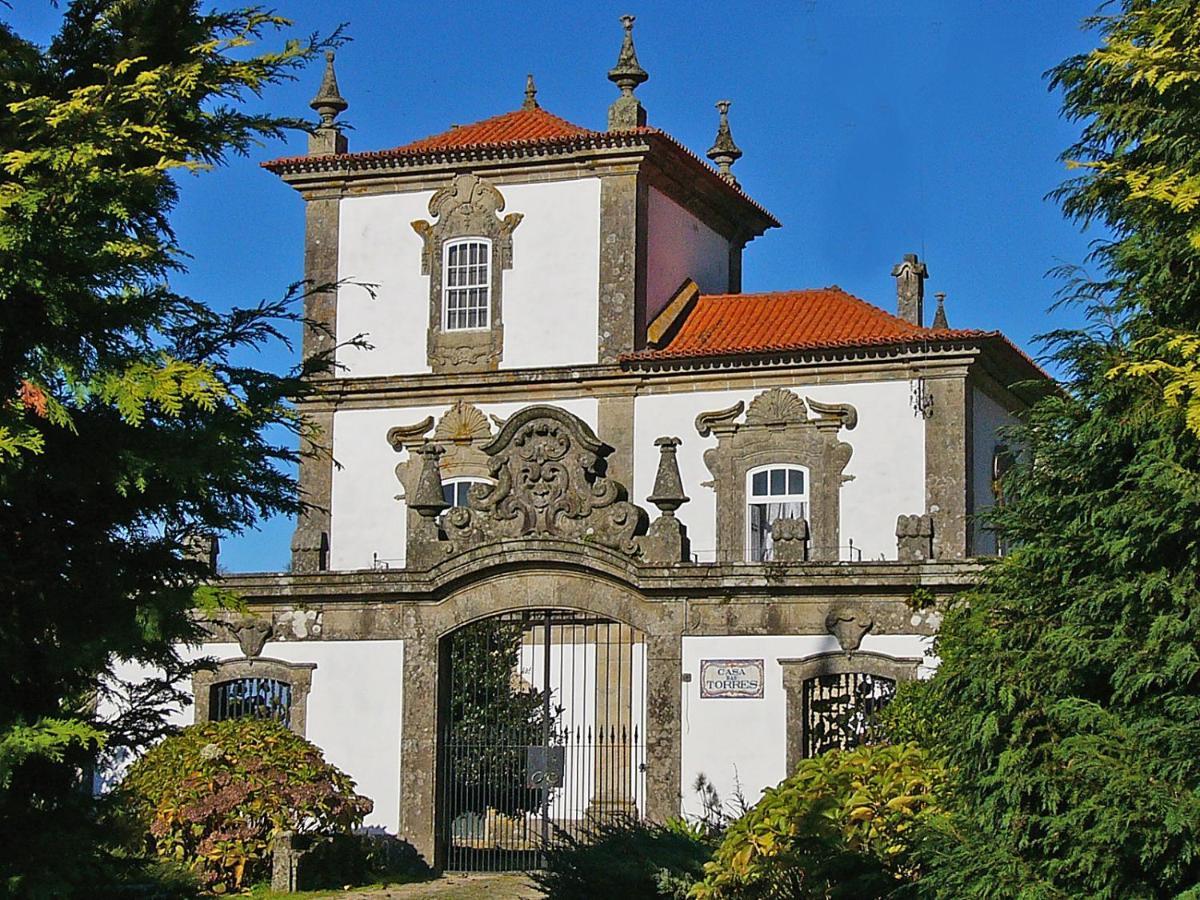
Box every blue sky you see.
[7,2,1104,572]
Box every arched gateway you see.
[438,609,646,871]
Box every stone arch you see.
[399,567,682,866]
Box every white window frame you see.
[745,464,809,562]
[442,237,492,331]
[441,475,493,510]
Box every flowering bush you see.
[119,717,372,894]
[692,743,945,899]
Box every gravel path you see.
[331,873,541,899]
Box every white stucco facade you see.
[678,633,934,817]
[645,187,731,321]
[632,380,926,562]
[334,178,602,378]
[329,398,599,571]
[106,639,406,833]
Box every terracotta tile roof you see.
[624,288,992,362]
[389,106,596,152]
[260,106,778,227]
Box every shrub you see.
[692,743,945,899]
[119,718,372,894]
[297,833,431,890]
[532,817,715,899]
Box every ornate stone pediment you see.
[695,388,857,562]
[411,173,523,373]
[441,406,648,555]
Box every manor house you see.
[124,19,1044,872]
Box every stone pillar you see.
[924,373,970,559]
[643,633,682,823]
[597,394,636,488]
[399,630,440,868]
[598,171,646,361]
[291,407,333,573]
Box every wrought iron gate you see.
[437,610,647,871]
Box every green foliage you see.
[692,743,945,900]
[532,817,716,900]
[119,718,372,894]
[0,3,340,893]
[445,618,556,818]
[900,4,1200,895]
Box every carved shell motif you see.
[434,401,491,444]
[744,388,809,426]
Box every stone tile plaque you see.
[699,658,764,699]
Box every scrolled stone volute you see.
[771,517,809,562]
[896,513,934,562]
[647,436,688,515]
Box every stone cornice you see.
[263,132,778,241]
[302,344,987,410]
[218,543,985,606]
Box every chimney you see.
[891,253,928,326]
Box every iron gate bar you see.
[437,609,647,872]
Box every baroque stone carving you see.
[824,606,874,654]
[440,406,648,555]
[234,619,273,658]
[695,389,857,562]
[411,173,523,373]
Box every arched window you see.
[443,238,492,331]
[441,475,491,510]
[209,677,292,725]
[192,658,315,736]
[746,465,808,561]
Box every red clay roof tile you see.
[626,289,990,361]
[390,106,594,152]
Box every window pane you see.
[770,468,786,495]
[752,471,767,496]
[789,469,804,495]
[442,484,455,506]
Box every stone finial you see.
[647,437,689,515]
[310,51,348,126]
[932,292,950,329]
[308,51,348,155]
[771,517,809,562]
[523,73,539,110]
[891,253,928,326]
[896,513,934,561]
[408,444,449,519]
[182,532,219,573]
[707,100,743,187]
[607,14,649,131]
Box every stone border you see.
[192,657,317,737]
[779,651,921,771]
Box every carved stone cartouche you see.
[441,405,648,556]
[825,606,874,654]
[770,517,809,562]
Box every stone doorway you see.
[435,609,647,872]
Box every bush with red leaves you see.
[119,717,372,894]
